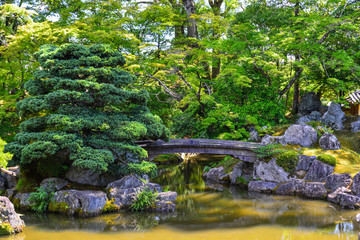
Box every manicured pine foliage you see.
[5,44,169,179]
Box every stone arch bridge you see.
[137,139,264,162]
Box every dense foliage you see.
[4,44,169,179]
[0,0,360,163]
[130,189,158,211]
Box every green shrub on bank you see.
[128,161,158,178]
[130,189,158,211]
[276,150,299,173]
[254,144,284,159]
[317,154,337,166]
[28,185,55,213]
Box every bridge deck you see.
[140,139,264,162]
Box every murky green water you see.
[4,156,360,240]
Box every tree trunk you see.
[291,0,301,115]
[182,0,198,39]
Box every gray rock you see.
[106,175,162,209]
[321,102,345,130]
[254,159,289,183]
[230,162,243,184]
[351,119,360,132]
[325,173,352,192]
[65,166,117,187]
[49,190,107,217]
[302,182,327,199]
[304,160,334,182]
[229,161,254,184]
[351,172,360,197]
[203,166,230,184]
[40,177,68,191]
[0,197,25,234]
[310,111,322,118]
[338,194,360,209]
[13,193,34,210]
[327,187,351,204]
[153,201,176,212]
[0,175,6,193]
[248,130,260,142]
[248,181,278,193]
[296,155,315,171]
[275,179,306,195]
[2,171,17,189]
[296,115,312,124]
[299,92,321,115]
[319,133,341,150]
[157,192,177,203]
[5,188,16,199]
[283,124,318,147]
[296,111,322,124]
[261,134,286,145]
[319,105,329,115]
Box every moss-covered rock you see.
[317,154,337,166]
[0,197,25,235]
[276,150,299,173]
[48,190,107,217]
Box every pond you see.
[4,155,359,240]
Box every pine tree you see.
[5,43,169,178]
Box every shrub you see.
[128,161,158,178]
[28,185,55,213]
[254,144,284,159]
[4,44,169,179]
[276,150,299,173]
[203,166,211,173]
[236,176,248,184]
[130,189,158,211]
[317,154,337,166]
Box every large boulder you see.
[253,159,289,183]
[106,175,162,209]
[157,192,177,203]
[321,102,346,130]
[295,155,316,178]
[12,193,34,210]
[248,130,260,142]
[0,175,6,193]
[40,177,68,192]
[302,182,327,199]
[299,92,321,115]
[351,172,360,197]
[0,197,25,235]
[229,161,254,184]
[1,171,17,189]
[202,166,229,184]
[328,187,360,209]
[303,160,334,182]
[283,124,318,147]
[319,133,341,150]
[325,173,352,193]
[275,179,306,195]
[296,111,322,124]
[49,190,107,217]
[65,166,117,187]
[351,118,360,132]
[248,181,278,193]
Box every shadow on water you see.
[16,155,360,239]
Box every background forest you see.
[1,0,360,145]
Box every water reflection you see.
[16,157,360,239]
